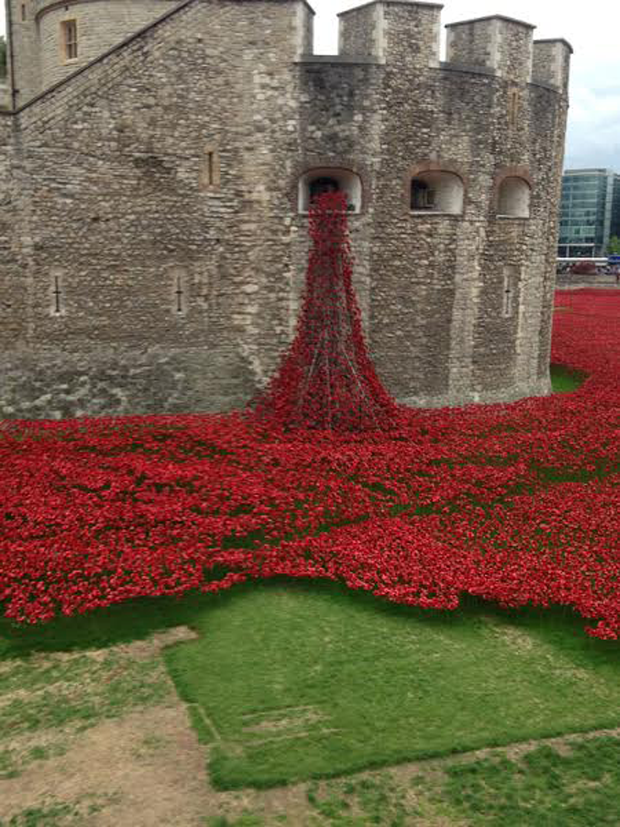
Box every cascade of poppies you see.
[250,190,399,432]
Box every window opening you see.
[299,169,362,213]
[503,276,513,317]
[200,146,220,190]
[21,4,26,21]
[508,88,521,129]
[175,274,185,314]
[61,20,78,61]
[498,177,531,218]
[53,274,62,315]
[310,177,341,202]
[410,171,464,215]
[411,179,435,210]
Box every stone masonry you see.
[0,0,571,421]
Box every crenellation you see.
[532,40,572,92]
[296,1,315,58]
[383,1,442,67]
[339,1,443,66]
[445,15,534,84]
[338,1,384,61]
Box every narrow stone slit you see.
[175,274,184,314]
[53,274,62,315]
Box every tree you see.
[249,191,399,433]
[608,235,620,256]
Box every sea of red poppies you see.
[0,289,618,638]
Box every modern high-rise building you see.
[558,169,620,257]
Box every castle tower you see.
[0,0,571,421]
[4,0,181,107]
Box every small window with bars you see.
[411,179,436,210]
[61,20,78,62]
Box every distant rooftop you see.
[563,169,619,175]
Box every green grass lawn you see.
[550,364,586,393]
[439,736,620,827]
[3,581,619,794]
[252,734,620,826]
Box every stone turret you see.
[5,0,181,107]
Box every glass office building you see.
[558,169,620,258]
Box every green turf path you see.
[165,583,620,789]
[3,583,619,791]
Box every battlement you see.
[445,15,533,84]
[339,1,443,66]
[335,1,570,90]
[532,39,573,91]
[24,0,169,19]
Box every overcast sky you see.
[1,0,617,170]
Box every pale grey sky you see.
[1,1,617,170]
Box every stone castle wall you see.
[0,0,571,421]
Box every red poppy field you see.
[0,290,618,639]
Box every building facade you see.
[558,168,620,258]
[0,0,571,422]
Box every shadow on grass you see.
[1,578,617,665]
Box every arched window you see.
[299,168,362,213]
[498,177,531,218]
[410,171,464,215]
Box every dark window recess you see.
[411,179,435,210]
[310,177,341,201]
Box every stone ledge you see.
[410,211,463,218]
[438,61,496,77]
[338,0,443,16]
[297,55,382,65]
